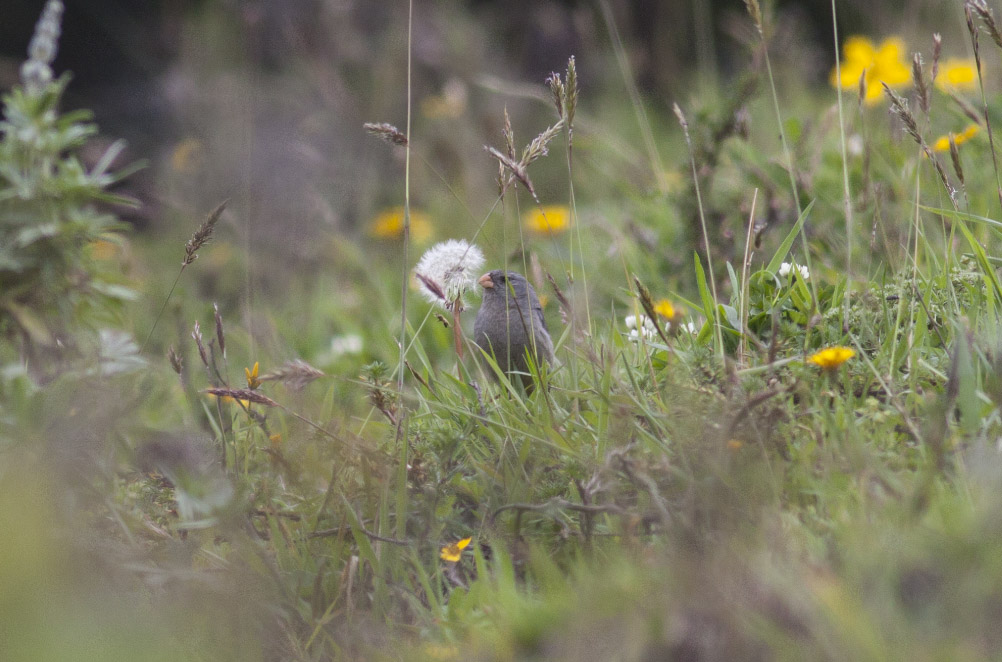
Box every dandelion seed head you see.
[414,239,485,310]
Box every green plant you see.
[0,2,136,376]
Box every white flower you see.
[316,333,363,365]
[414,239,485,310]
[625,314,656,340]
[778,262,809,280]
[20,0,63,94]
[329,334,363,357]
[680,321,698,335]
[847,133,864,157]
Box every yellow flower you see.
[831,36,911,105]
[727,439,744,451]
[935,58,978,92]
[527,205,572,236]
[420,79,468,120]
[807,346,856,370]
[368,207,433,242]
[87,239,120,260]
[654,299,676,320]
[422,643,460,661]
[269,433,282,446]
[205,392,251,407]
[440,537,472,562]
[931,123,980,152]
[170,137,205,174]
[245,362,261,389]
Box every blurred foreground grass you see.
[4,1,1002,661]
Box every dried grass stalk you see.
[184,200,227,267]
[363,122,408,146]
[204,388,279,407]
[259,359,325,391]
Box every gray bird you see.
[473,270,554,388]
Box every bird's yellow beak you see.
[478,273,493,288]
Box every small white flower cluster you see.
[624,314,656,340]
[624,315,700,341]
[21,1,64,94]
[847,133,864,157]
[317,333,363,365]
[329,334,363,357]
[778,262,809,280]
[414,239,485,310]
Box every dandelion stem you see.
[452,301,464,360]
[398,0,414,401]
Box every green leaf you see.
[765,199,815,275]
[694,252,714,320]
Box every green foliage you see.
[0,75,135,360]
[5,3,1002,662]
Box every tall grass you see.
[3,2,1002,661]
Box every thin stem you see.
[831,0,855,331]
[599,0,666,193]
[676,104,724,359]
[397,0,414,398]
[140,266,185,353]
[740,188,759,363]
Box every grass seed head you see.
[932,33,942,82]
[213,303,225,357]
[184,200,227,267]
[743,0,763,34]
[168,345,183,375]
[363,122,408,146]
[259,359,325,391]
[565,56,577,129]
[192,321,209,368]
[912,53,929,115]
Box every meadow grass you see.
[3,2,1002,661]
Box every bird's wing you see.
[531,294,549,333]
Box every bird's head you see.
[478,270,526,296]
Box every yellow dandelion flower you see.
[87,239,120,260]
[368,207,433,242]
[727,439,744,451]
[935,58,978,92]
[654,299,676,320]
[931,123,980,152]
[831,36,911,105]
[420,79,468,120]
[807,346,856,370]
[170,137,205,174]
[245,362,261,389]
[269,433,282,446]
[440,537,472,562]
[527,205,572,236]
